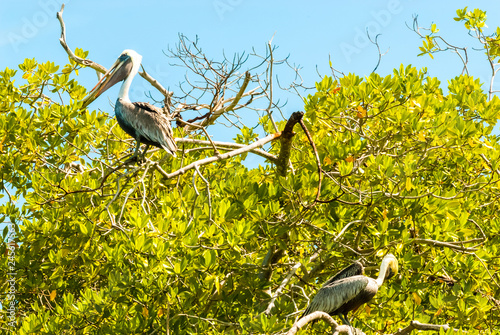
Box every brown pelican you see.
[301,254,398,326]
[82,50,177,159]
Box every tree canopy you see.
[1,6,500,335]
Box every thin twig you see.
[265,38,279,132]
[299,118,322,203]
[183,71,252,133]
[176,138,277,161]
[176,119,220,155]
[264,262,302,315]
[392,320,460,335]
[413,238,478,252]
[194,165,213,222]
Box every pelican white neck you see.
[118,49,143,102]
[375,254,398,287]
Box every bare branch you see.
[265,39,280,133]
[287,311,363,335]
[183,71,251,133]
[57,4,173,99]
[154,132,282,180]
[56,4,106,74]
[367,31,389,73]
[176,119,220,155]
[175,314,238,327]
[193,165,212,222]
[413,238,478,252]
[138,65,173,101]
[392,320,460,335]
[175,138,276,161]
[264,262,302,316]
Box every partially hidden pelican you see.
[301,254,398,326]
[82,49,177,159]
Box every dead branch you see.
[265,39,280,133]
[176,119,220,155]
[193,165,212,221]
[276,111,304,177]
[264,261,301,315]
[153,132,282,180]
[56,4,107,74]
[289,316,461,335]
[175,138,276,161]
[182,71,251,133]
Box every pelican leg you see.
[339,314,356,335]
[339,314,351,326]
[132,139,141,162]
[141,145,150,160]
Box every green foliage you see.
[454,7,487,32]
[301,65,500,333]
[419,7,500,64]
[1,10,500,335]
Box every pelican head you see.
[383,253,398,280]
[82,49,142,108]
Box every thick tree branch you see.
[276,111,304,177]
[287,311,364,335]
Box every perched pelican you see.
[301,254,398,326]
[82,50,177,159]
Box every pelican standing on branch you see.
[301,253,398,326]
[82,50,177,160]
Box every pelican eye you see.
[118,53,130,61]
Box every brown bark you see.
[276,111,304,177]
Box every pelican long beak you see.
[81,54,133,108]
